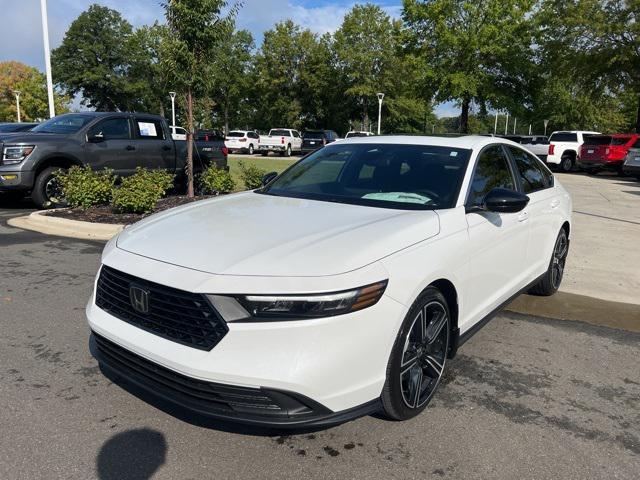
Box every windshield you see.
[31,114,94,134]
[269,129,290,136]
[583,135,612,145]
[227,131,245,137]
[260,143,471,210]
[0,123,34,132]
[346,132,369,138]
[303,131,325,139]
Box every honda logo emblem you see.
[129,285,149,314]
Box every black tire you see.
[560,155,573,172]
[635,176,640,181]
[248,144,254,155]
[285,145,292,157]
[381,287,450,421]
[31,166,67,209]
[261,151,268,157]
[528,228,569,296]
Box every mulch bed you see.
[44,195,215,225]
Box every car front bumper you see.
[0,169,34,191]
[86,251,405,426]
[623,163,640,175]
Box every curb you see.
[7,210,124,241]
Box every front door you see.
[132,116,176,174]
[463,144,530,329]
[84,117,137,176]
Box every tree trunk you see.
[159,103,165,119]
[635,93,640,134]
[362,99,369,132]
[460,96,471,134]
[186,89,195,198]
[224,103,229,136]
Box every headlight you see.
[207,281,388,322]
[3,145,35,165]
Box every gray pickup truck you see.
[0,112,228,208]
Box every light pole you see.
[14,91,21,122]
[543,119,549,136]
[169,91,176,128]
[493,113,498,135]
[377,92,384,135]
[40,0,55,118]
[513,117,517,134]
[504,113,509,135]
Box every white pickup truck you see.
[259,128,303,157]
[547,130,600,172]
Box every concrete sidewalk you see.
[555,173,640,305]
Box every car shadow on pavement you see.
[96,428,167,480]
[98,364,342,437]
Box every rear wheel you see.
[381,287,450,421]
[248,144,254,155]
[284,145,292,157]
[32,167,67,209]
[261,151,268,157]
[560,155,573,172]
[528,228,569,296]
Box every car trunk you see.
[302,132,326,150]
[580,135,611,164]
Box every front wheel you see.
[381,287,450,420]
[248,144,254,155]
[528,228,569,296]
[32,167,67,209]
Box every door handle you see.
[550,199,560,209]
[517,211,529,222]
[125,145,136,151]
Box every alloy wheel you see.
[400,301,449,409]
[551,231,568,289]
[44,176,65,206]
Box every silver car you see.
[622,138,640,180]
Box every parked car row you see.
[223,128,375,156]
[0,113,228,208]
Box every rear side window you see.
[508,146,553,193]
[88,118,131,140]
[550,132,577,143]
[583,135,611,145]
[611,136,632,146]
[468,145,516,207]
[135,119,165,140]
[270,129,291,136]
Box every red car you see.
[578,133,640,174]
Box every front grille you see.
[95,265,228,351]
[93,333,288,414]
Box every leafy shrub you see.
[238,160,266,190]
[55,165,115,208]
[112,168,174,214]
[199,165,235,194]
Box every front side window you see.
[508,146,552,193]
[261,143,471,210]
[468,145,516,207]
[88,118,131,141]
[135,119,165,140]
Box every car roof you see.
[334,134,519,150]
[550,130,600,134]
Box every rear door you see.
[506,145,560,277]
[132,116,175,174]
[84,116,138,175]
[464,144,530,325]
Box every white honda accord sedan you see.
[87,135,571,427]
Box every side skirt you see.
[448,273,545,357]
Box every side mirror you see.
[88,133,104,143]
[261,171,278,186]
[483,188,529,213]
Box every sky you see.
[0,0,458,117]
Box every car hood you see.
[116,192,440,277]
[0,132,70,143]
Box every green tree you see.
[333,4,400,130]
[160,0,239,197]
[537,0,640,132]
[403,0,535,133]
[209,28,254,134]
[52,4,138,111]
[0,61,69,122]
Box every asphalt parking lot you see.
[1,174,639,479]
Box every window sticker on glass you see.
[450,151,458,157]
[138,122,157,137]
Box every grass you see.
[227,154,297,191]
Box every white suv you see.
[225,130,260,154]
[547,130,600,172]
